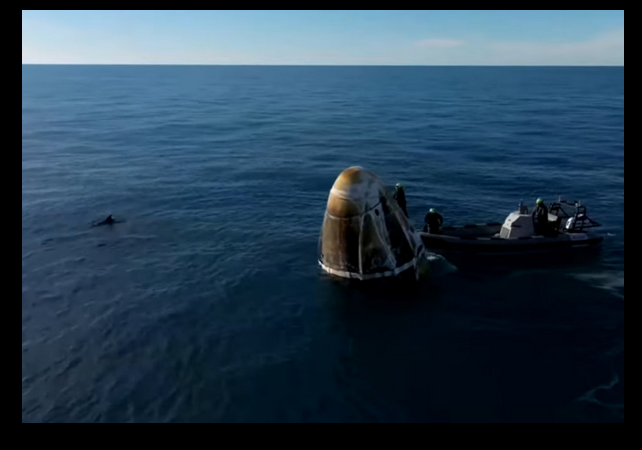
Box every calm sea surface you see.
[22,66,624,422]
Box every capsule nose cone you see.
[326,166,385,218]
[319,167,423,280]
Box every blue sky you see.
[22,10,625,65]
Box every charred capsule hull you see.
[319,167,425,280]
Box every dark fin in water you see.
[92,214,121,227]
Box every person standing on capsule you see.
[394,183,408,217]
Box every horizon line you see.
[22,63,625,68]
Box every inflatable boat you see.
[420,200,603,254]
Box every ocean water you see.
[22,66,624,423]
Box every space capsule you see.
[318,167,426,281]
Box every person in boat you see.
[424,208,444,234]
[394,183,408,217]
[534,198,549,234]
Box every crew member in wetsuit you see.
[535,198,549,235]
[424,208,444,234]
[394,183,408,217]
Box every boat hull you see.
[420,224,603,255]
